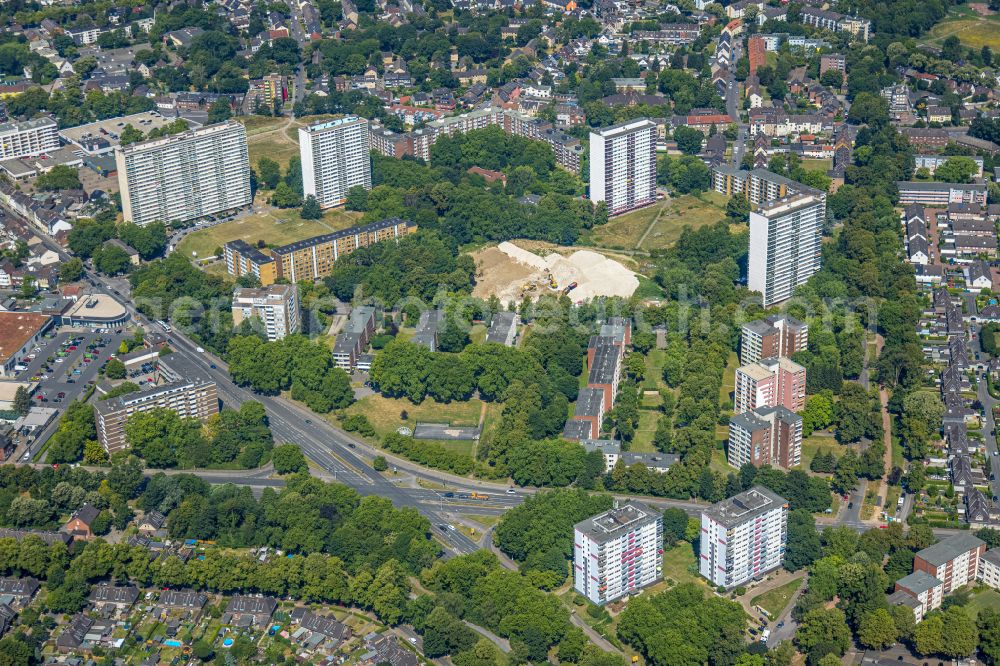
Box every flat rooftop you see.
[65,294,128,322]
[575,502,659,545]
[704,485,787,528]
[0,312,51,364]
[58,111,180,149]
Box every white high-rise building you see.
[589,119,657,216]
[116,120,251,226]
[700,486,788,588]
[0,117,59,160]
[574,502,663,605]
[748,193,825,306]
[299,116,371,209]
[231,284,300,341]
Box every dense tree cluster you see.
[226,335,354,413]
[124,401,273,469]
[617,583,748,666]
[493,489,613,588]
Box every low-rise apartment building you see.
[223,218,416,285]
[332,306,376,370]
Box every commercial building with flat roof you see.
[59,111,185,156]
[299,116,371,209]
[574,502,662,604]
[700,486,788,588]
[0,117,59,161]
[896,181,988,207]
[116,120,250,226]
[589,119,658,216]
[0,312,54,377]
[231,284,299,341]
[94,380,219,453]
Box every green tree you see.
[207,99,232,123]
[271,181,302,208]
[271,443,307,474]
[93,245,132,276]
[673,126,704,155]
[12,386,30,417]
[795,607,851,656]
[345,185,369,211]
[258,157,282,189]
[372,455,388,471]
[35,164,82,191]
[934,156,977,183]
[59,257,84,283]
[725,194,750,223]
[857,608,898,650]
[301,195,322,219]
[105,358,126,380]
[119,124,145,146]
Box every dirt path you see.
[873,334,892,523]
[634,197,670,250]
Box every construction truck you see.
[561,281,578,296]
[470,492,490,500]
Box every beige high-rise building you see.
[231,284,300,341]
[116,120,251,226]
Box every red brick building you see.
[747,36,766,76]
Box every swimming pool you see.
[222,638,234,648]
[163,640,182,647]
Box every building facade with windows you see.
[727,405,802,469]
[116,120,251,226]
[740,315,808,365]
[734,356,806,414]
[748,193,825,306]
[700,486,788,588]
[589,119,658,216]
[231,284,300,341]
[574,502,663,605]
[0,117,59,161]
[299,116,371,209]
[94,381,219,453]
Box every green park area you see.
[583,192,728,251]
[239,114,337,170]
[174,208,362,260]
[920,6,1000,49]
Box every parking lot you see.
[14,328,129,459]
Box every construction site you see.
[472,241,640,304]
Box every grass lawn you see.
[797,432,838,471]
[750,578,804,619]
[631,410,661,452]
[968,587,1000,619]
[644,349,666,391]
[462,513,501,528]
[920,6,1000,49]
[661,542,705,588]
[710,447,732,474]
[418,437,477,456]
[720,351,737,407]
[338,393,489,439]
[800,158,832,172]
[583,192,728,251]
[174,207,362,259]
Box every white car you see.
[196,347,205,353]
